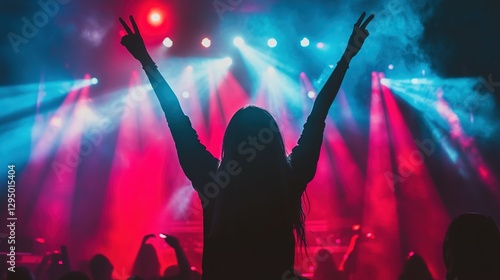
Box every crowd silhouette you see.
[3,12,500,280]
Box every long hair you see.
[219,105,307,249]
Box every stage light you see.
[182,91,190,98]
[35,237,46,244]
[267,38,277,48]
[300,37,309,47]
[201,37,211,48]
[307,90,316,99]
[352,224,361,231]
[328,64,334,69]
[316,42,324,49]
[50,117,62,127]
[422,69,426,76]
[223,57,232,66]
[159,233,167,238]
[233,37,244,47]
[411,78,419,84]
[91,77,98,85]
[388,64,394,70]
[267,66,275,74]
[163,37,173,48]
[186,65,193,71]
[408,251,415,257]
[148,10,163,26]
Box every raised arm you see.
[163,235,191,279]
[118,16,219,186]
[289,13,374,188]
[311,12,374,121]
[118,16,184,120]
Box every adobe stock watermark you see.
[51,86,148,182]
[197,119,280,208]
[213,0,244,20]
[384,138,436,190]
[464,74,500,113]
[7,0,72,54]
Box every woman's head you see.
[222,105,286,166]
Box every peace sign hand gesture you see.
[119,15,155,67]
[344,12,375,61]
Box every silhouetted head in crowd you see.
[312,249,342,280]
[443,213,500,280]
[220,105,307,247]
[162,265,180,279]
[6,267,34,280]
[132,244,160,280]
[59,271,91,280]
[89,254,113,280]
[398,253,433,280]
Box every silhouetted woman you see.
[119,12,373,280]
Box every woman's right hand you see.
[119,15,155,66]
[343,12,375,61]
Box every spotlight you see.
[182,91,190,99]
[148,10,163,26]
[267,38,277,48]
[50,117,62,127]
[267,66,275,74]
[300,37,309,47]
[201,37,211,48]
[223,57,233,67]
[163,37,173,48]
[316,42,324,49]
[233,37,244,47]
[159,233,167,238]
[307,90,316,99]
[411,78,419,84]
[388,64,394,70]
[186,65,193,71]
[91,77,98,85]
[35,237,46,244]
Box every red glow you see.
[35,237,45,244]
[381,72,449,279]
[352,224,361,231]
[357,72,401,280]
